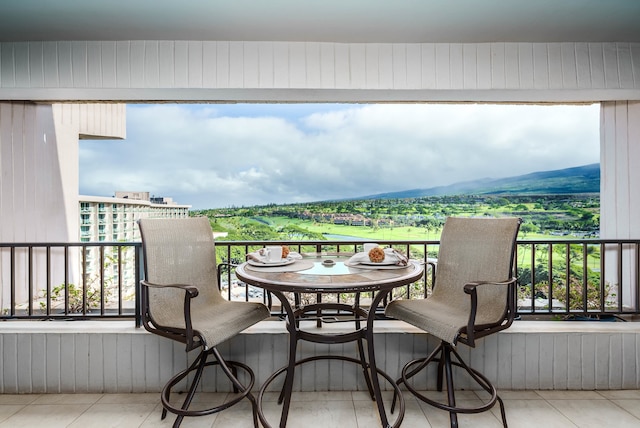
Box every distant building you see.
[76,193,191,306]
[114,191,150,201]
[80,193,190,242]
[115,191,179,206]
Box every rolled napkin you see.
[346,247,408,266]
[246,248,302,264]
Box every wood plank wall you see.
[600,101,640,309]
[1,323,639,393]
[0,42,638,101]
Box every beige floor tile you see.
[549,399,640,428]
[536,390,605,400]
[258,391,281,403]
[141,393,242,428]
[67,403,157,428]
[289,390,354,402]
[0,394,40,405]
[32,393,104,405]
[96,393,160,405]
[211,401,259,428]
[353,397,430,428]
[5,390,640,428]
[492,399,577,428]
[260,399,357,428]
[496,390,544,400]
[162,391,229,410]
[351,389,395,402]
[0,404,92,428]
[414,389,484,402]
[0,405,24,424]
[611,399,640,419]
[597,389,640,399]
[140,403,218,428]
[419,399,504,428]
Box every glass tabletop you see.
[236,253,424,294]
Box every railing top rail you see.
[3,237,640,321]
[0,242,142,248]
[209,238,640,246]
[2,238,640,248]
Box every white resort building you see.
[79,192,190,243]
[76,193,190,311]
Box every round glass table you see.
[235,253,425,428]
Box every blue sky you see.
[79,103,600,209]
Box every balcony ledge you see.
[1,318,638,334]
[1,320,639,394]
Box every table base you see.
[234,258,424,428]
[256,354,405,428]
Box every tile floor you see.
[1,389,639,427]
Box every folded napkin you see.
[346,248,408,266]
[246,249,302,264]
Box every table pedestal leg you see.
[255,290,406,428]
[367,290,405,428]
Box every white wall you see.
[0,102,125,310]
[0,103,126,243]
[600,101,640,309]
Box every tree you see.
[519,222,539,236]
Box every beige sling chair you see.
[138,217,270,427]
[386,217,521,427]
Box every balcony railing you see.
[1,238,639,326]
[0,242,142,324]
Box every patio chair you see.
[138,217,270,428]
[386,216,521,427]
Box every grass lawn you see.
[278,218,600,270]
[289,218,558,242]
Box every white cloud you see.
[79,103,601,209]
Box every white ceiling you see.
[1,0,639,44]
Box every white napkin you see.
[246,249,302,264]
[346,248,408,266]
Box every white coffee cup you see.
[363,243,379,253]
[265,245,283,262]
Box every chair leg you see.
[174,350,209,427]
[437,352,445,391]
[354,293,375,400]
[448,345,507,427]
[161,350,207,424]
[395,340,507,428]
[211,348,260,428]
[357,337,375,399]
[159,347,257,428]
[391,341,443,414]
[442,344,458,428]
[276,326,299,428]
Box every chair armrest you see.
[463,278,515,294]
[140,279,200,350]
[463,277,517,346]
[217,262,237,290]
[141,279,199,298]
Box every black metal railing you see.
[1,238,639,325]
[0,242,143,325]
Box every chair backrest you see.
[431,217,521,328]
[138,217,224,329]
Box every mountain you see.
[359,164,600,200]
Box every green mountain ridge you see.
[358,163,600,200]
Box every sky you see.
[79,103,601,209]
